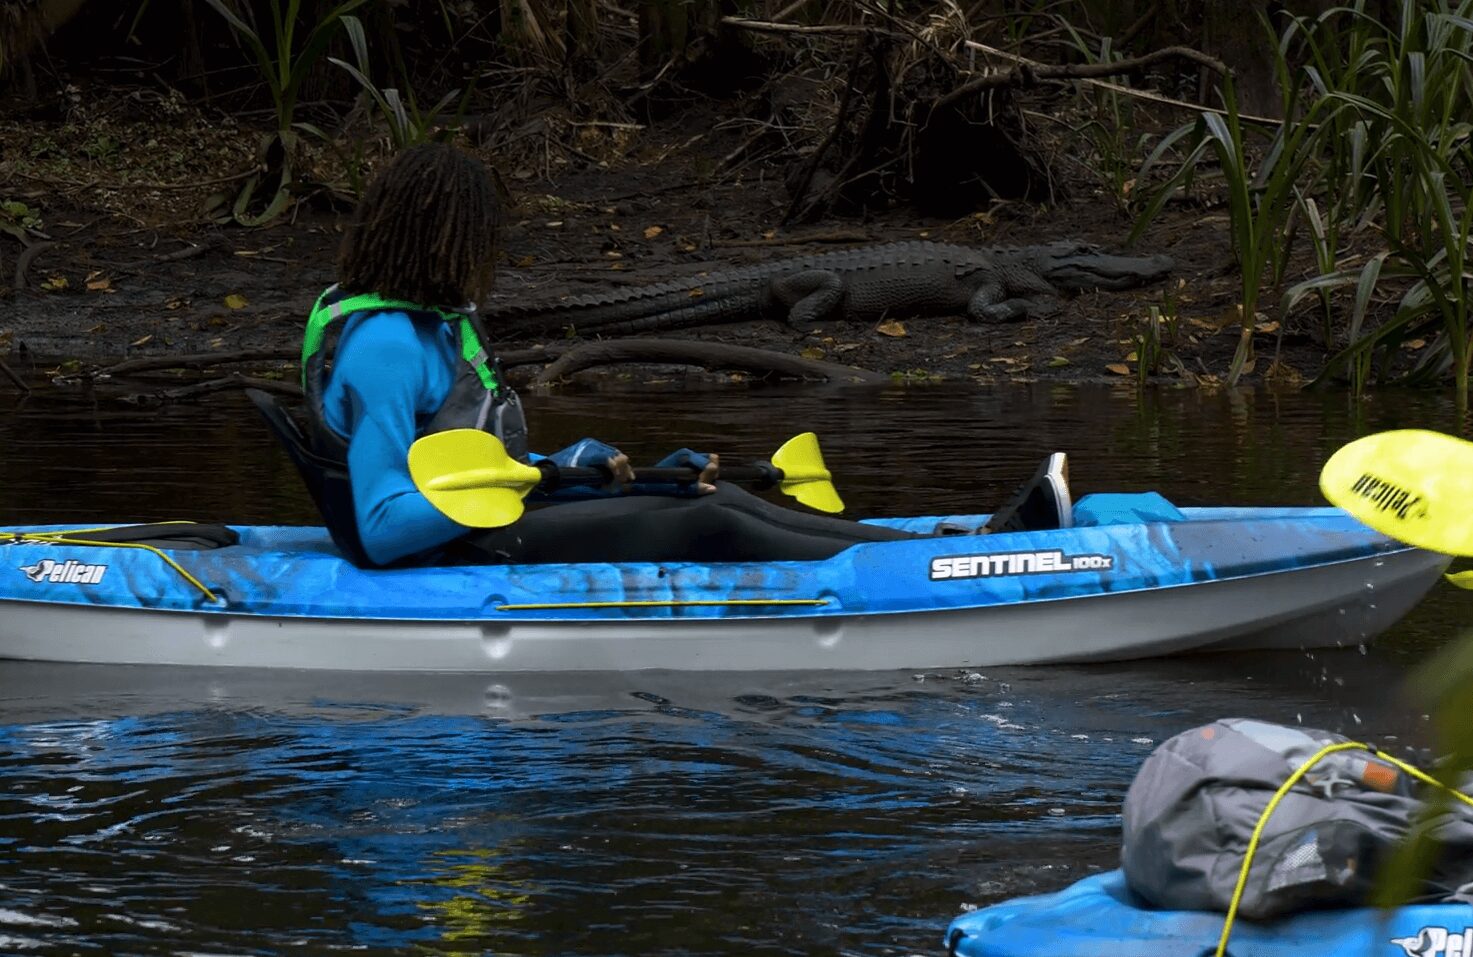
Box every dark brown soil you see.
[0,85,1335,397]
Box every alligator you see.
[484,240,1174,338]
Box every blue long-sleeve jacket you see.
[321,311,629,566]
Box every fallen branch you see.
[0,357,30,393]
[496,346,568,367]
[720,17,904,39]
[1116,0,1160,49]
[935,44,1230,114]
[13,241,55,290]
[959,40,1281,126]
[532,338,888,386]
[119,374,301,406]
[93,347,298,378]
[9,166,260,193]
[151,238,223,264]
[711,230,872,249]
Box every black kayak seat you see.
[29,522,240,550]
[246,388,374,567]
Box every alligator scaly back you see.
[483,241,991,337]
[482,240,1173,337]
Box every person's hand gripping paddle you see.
[408,430,844,528]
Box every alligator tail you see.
[489,281,764,337]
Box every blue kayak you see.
[945,870,1473,957]
[0,504,1448,672]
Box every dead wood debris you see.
[0,357,30,393]
[531,338,888,386]
[933,44,1229,113]
[13,240,53,290]
[118,374,301,406]
[90,347,298,379]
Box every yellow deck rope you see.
[496,598,829,611]
[5,525,222,604]
[1216,741,1473,957]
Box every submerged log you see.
[532,338,887,385]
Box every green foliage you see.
[1133,301,1185,384]
[1275,1,1473,412]
[200,0,369,226]
[1133,0,1473,410]
[0,201,42,243]
[326,15,469,151]
[202,0,370,135]
[1059,25,1146,212]
[1134,73,1322,387]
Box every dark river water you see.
[0,382,1469,955]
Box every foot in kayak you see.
[981,452,1072,534]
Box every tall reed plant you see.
[203,0,368,224]
[1133,78,1324,386]
[1134,0,1473,408]
[1060,24,1144,212]
[1277,1,1473,412]
[327,15,469,151]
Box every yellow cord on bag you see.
[1216,741,1473,957]
[4,524,222,604]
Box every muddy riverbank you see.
[1,87,1341,395]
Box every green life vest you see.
[302,287,499,392]
[299,286,529,462]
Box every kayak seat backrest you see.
[245,388,373,568]
[53,522,240,550]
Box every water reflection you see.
[0,383,1468,955]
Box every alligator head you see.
[1025,241,1174,292]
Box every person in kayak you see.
[300,143,1071,568]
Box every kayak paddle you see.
[408,429,844,528]
[1319,429,1473,577]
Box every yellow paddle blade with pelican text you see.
[1319,429,1473,570]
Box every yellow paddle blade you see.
[1446,571,1473,590]
[771,432,845,514]
[1319,428,1473,555]
[407,429,544,528]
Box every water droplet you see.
[1047,807,1066,816]
[483,684,513,709]
[1352,713,1362,724]
[1358,643,1368,655]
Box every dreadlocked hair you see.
[337,143,501,307]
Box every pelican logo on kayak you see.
[1392,927,1473,957]
[1351,472,1427,521]
[929,549,1113,580]
[18,558,108,585]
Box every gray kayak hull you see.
[0,547,1446,672]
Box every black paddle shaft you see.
[533,460,782,492]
